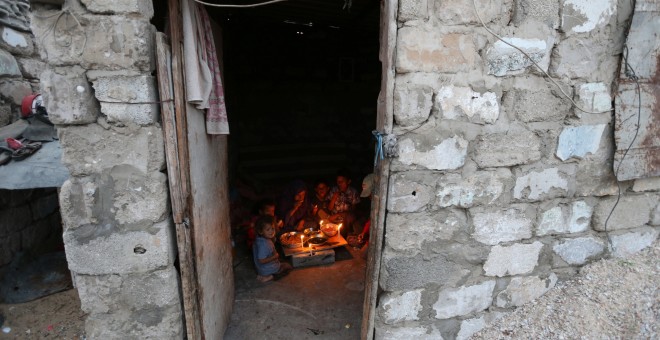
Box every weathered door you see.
[157,0,234,338]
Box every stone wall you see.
[0,188,62,268]
[0,0,42,127]
[376,0,660,339]
[29,0,183,338]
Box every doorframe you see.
[360,0,397,339]
[160,0,397,338]
[158,0,202,338]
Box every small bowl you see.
[306,232,328,245]
[303,228,318,236]
[320,223,338,237]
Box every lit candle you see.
[300,235,304,249]
[337,223,342,237]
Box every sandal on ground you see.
[5,138,41,161]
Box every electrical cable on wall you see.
[603,45,643,251]
[472,1,645,254]
[33,8,87,59]
[471,0,612,114]
[192,0,287,8]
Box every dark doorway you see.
[215,1,381,192]
[206,1,381,338]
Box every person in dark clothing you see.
[309,179,331,223]
[278,180,312,232]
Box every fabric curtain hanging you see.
[181,0,230,135]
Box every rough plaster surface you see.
[397,135,468,170]
[593,194,654,231]
[512,0,560,28]
[561,0,616,34]
[486,37,551,76]
[93,75,159,125]
[398,0,429,23]
[63,218,176,275]
[393,83,433,126]
[513,167,572,201]
[472,206,534,245]
[387,171,436,212]
[436,85,500,124]
[576,83,612,113]
[40,66,98,124]
[503,79,571,122]
[433,281,496,319]
[376,325,444,340]
[556,124,606,161]
[84,304,183,339]
[495,273,558,308]
[75,267,180,314]
[381,252,470,291]
[396,28,479,73]
[385,210,464,255]
[432,0,511,25]
[553,237,605,265]
[608,227,659,257]
[473,130,541,167]
[380,290,423,324]
[435,169,511,208]
[537,200,593,236]
[81,0,154,17]
[484,242,544,277]
[0,48,22,77]
[58,123,165,177]
[31,11,155,71]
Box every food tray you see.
[279,231,303,248]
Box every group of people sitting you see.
[240,169,375,283]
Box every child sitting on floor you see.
[253,215,292,282]
[246,199,283,250]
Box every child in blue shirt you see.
[253,215,292,282]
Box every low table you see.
[282,234,348,268]
[282,234,348,257]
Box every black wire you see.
[604,45,642,252]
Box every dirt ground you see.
[0,289,85,339]
[472,240,659,339]
[0,241,657,339]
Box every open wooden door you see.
[155,0,234,338]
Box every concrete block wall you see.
[377,0,659,338]
[0,188,62,267]
[29,0,183,338]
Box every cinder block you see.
[40,66,99,125]
[81,0,154,18]
[291,249,335,267]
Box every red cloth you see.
[246,215,258,249]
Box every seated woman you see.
[278,180,312,232]
[327,168,360,236]
[309,179,331,222]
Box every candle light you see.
[338,223,343,236]
[300,234,304,249]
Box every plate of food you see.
[320,223,339,237]
[279,232,303,248]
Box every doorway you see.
[158,0,388,338]
[213,1,381,338]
